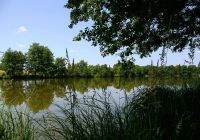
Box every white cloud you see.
[197,50,200,53]
[17,26,28,33]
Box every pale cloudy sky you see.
[0,0,199,66]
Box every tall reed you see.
[0,108,37,140]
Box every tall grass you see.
[41,83,200,140]
[0,108,37,140]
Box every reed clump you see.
[0,108,36,140]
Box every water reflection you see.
[1,81,26,106]
[0,78,197,113]
[26,84,54,113]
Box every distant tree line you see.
[0,43,199,79]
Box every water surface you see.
[0,78,196,113]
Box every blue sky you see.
[0,0,199,66]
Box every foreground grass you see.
[0,108,36,140]
[40,83,200,140]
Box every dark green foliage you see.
[94,64,113,77]
[113,63,200,78]
[113,61,135,77]
[66,0,200,58]
[1,48,25,77]
[69,60,114,78]
[27,43,54,77]
[72,60,91,77]
[54,57,67,77]
[0,45,200,78]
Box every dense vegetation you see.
[0,43,199,79]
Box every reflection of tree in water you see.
[65,78,114,93]
[65,78,157,93]
[71,78,145,92]
[0,78,197,113]
[50,79,66,98]
[0,79,66,113]
[112,78,144,92]
[26,82,54,113]
[56,78,197,93]
[0,80,26,106]
[66,78,89,94]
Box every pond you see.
[0,78,200,140]
[0,78,196,113]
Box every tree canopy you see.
[54,57,67,76]
[65,0,200,59]
[1,49,25,77]
[27,43,54,76]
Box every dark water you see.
[0,78,196,113]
